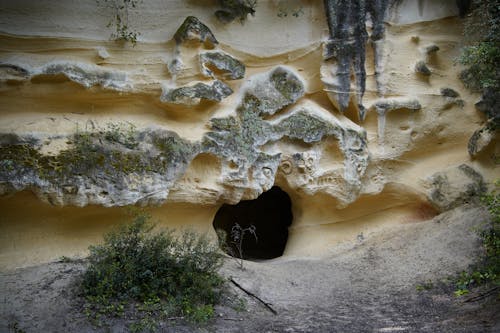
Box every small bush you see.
[455,181,500,295]
[458,0,500,92]
[80,212,225,330]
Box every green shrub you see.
[458,0,500,92]
[459,41,500,92]
[80,212,225,329]
[455,181,500,296]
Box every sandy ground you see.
[1,204,499,333]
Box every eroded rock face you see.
[173,16,218,47]
[242,67,305,116]
[0,61,130,90]
[0,66,368,208]
[0,129,198,206]
[371,97,421,145]
[468,89,499,157]
[0,1,498,265]
[426,164,486,211]
[322,0,389,119]
[166,17,241,105]
[468,127,496,158]
[0,7,494,210]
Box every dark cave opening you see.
[213,186,293,260]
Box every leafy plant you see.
[230,223,257,270]
[454,181,500,296]
[58,255,75,263]
[80,212,226,330]
[97,0,140,45]
[416,280,434,291]
[103,122,138,149]
[457,0,500,92]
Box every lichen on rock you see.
[467,89,499,157]
[194,66,368,205]
[0,61,130,90]
[242,66,305,116]
[160,80,233,105]
[468,126,496,158]
[426,164,486,211]
[273,105,369,194]
[173,16,218,47]
[214,0,256,24]
[0,64,370,207]
[274,111,335,143]
[475,89,500,130]
[199,51,245,80]
[0,128,199,207]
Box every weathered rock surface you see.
[0,129,199,207]
[468,126,497,158]
[215,0,256,24]
[370,97,421,145]
[322,0,389,119]
[160,80,233,105]
[199,51,245,80]
[475,88,500,130]
[415,60,431,76]
[0,61,130,90]
[467,88,499,157]
[426,164,486,211]
[0,0,498,266]
[0,66,369,208]
[242,66,305,116]
[200,66,367,205]
[173,16,218,47]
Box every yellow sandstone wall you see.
[0,0,497,269]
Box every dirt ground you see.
[1,204,499,333]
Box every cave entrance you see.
[213,186,292,260]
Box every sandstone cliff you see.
[0,0,497,268]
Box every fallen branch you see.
[230,278,278,315]
[463,286,499,303]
